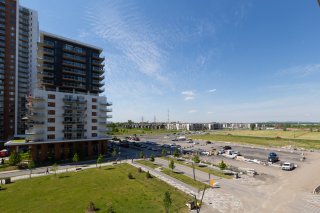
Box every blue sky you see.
[21,0,320,123]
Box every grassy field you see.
[190,132,320,149]
[161,157,231,179]
[217,129,320,140]
[136,160,207,189]
[112,128,181,136]
[0,164,190,213]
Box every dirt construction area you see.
[136,134,320,212]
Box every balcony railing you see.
[63,129,87,133]
[63,97,87,103]
[63,106,87,111]
[107,115,112,118]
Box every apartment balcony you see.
[43,40,54,48]
[43,48,54,55]
[99,107,108,112]
[42,79,54,86]
[107,115,112,119]
[27,96,45,102]
[99,121,106,125]
[63,129,87,133]
[28,121,45,125]
[62,83,86,90]
[92,66,104,73]
[62,67,86,76]
[62,120,86,124]
[62,75,86,83]
[26,103,45,109]
[63,53,86,63]
[43,63,54,70]
[92,53,104,61]
[28,112,45,117]
[63,106,87,111]
[63,45,86,56]
[98,129,106,132]
[106,108,112,112]
[64,136,87,140]
[63,97,87,103]
[63,113,86,117]
[63,60,86,69]
[99,114,107,118]
[92,73,104,79]
[26,129,45,135]
[41,72,54,78]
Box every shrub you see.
[192,155,200,163]
[128,172,134,179]
[218,160,227,170]
[138,167,142,173]
[146,171,152,178]
[150,154,155,162]
[173,149,180,157]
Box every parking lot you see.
[114,133,320,212]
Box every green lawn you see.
[190,133,320,150]
[0,164,190,213]
[161,157,231,179]
[136,160,207,190]
[217,129,320,140]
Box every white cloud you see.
[208,89,217,93]
[188,110,197,113]
[86,1,167,82]
[207,111,214,114]
[184,96,195,101]
[280,64,320,77]
[181,90,195,101]
[181,90,195,96]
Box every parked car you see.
[268,152,279,163]
[0,149,9,157]
[206,141,212,144]
[282,162,294,171]
[222,146,232,150]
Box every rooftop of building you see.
[40,31,103,52]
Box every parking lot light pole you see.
[192,162,196,181]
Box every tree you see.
[97,154,103,168]
[139,151,144,159]
[192,155,200,163]
[163,191,172,213]
[72,153,79,164]
[169,160,175,171]
[28,160,35,179]
[128,172,133,179]
[173,149,180,158]
[161,149,166,156]
[218,160,227,170]
[52,163,58,176]
[250,123,255,131]
[150,154,155,162]
[8,151,21,166]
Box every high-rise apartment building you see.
[5,32,112,161]
[0,0,38,144]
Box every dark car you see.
[206,141,212,144]
[223,145,232,150]
[268,152,279,163]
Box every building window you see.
[48,110,55,115]
[92,112,97,116]
[92,98,97,102]
[47,135,55,140]
[48,118,55,123]
[92,133,97,137]
[92,119,97,123]
[92,126,97,130]
[92,105,97,109]
[48,94,55,99]
[48,126,55,131]
[48,102,55,107]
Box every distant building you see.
[0,0,38,144]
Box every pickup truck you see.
[268,152,279,163]
[281,162,294,171]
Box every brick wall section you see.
[40,144,48,161]
[54,143,61,160]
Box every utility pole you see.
[192,162,196,181]
[167,109,170,124]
